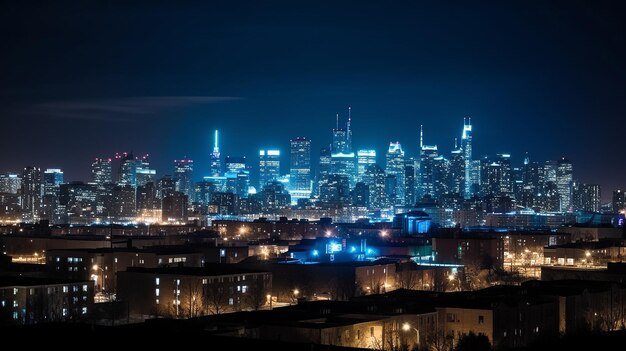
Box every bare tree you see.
[244,275,268,311]
[204,283,231,315]
[424,324,453,351]
[180,279,204,318]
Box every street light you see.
[92,264,105,292]
[402,323,420,348]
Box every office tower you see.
[317,145,332,196]
[259,149,280,188]
[538,181,561,212]
[404,158,417,206]
[573,183,601,212]
[162,192,188,223]
[385,174,398,205]
[330,152,356,188]
[225,156,246,174]
[482,158,501,196]
[469,159,481,196]
[210,192,237,215]
[352,182,370,207]
[319,174,351,205]
[0,173,21,194]
[21,166,42,221]
[385,142,405,206]
[91,158,113,186]
[543,160,558,184]
[496,154,512,196]
[612,190,625,213]
[135,155,156,187]
[115,152,135,186]
[111,184,136,221]
[137,182,159,212]
[522,154,541,195]
[556,157,573,212]
[449,148,465,195]
[157,175,177,200]
[363,164,387,209]
[418,126,438,199]
[210,130,222,177]
[432,156,450,199]
[42,169,64,222]
[462,117,473,198]
[289,137,312,200]
[58,182,97,224]
[173,159,194,201]
[195,181,217,206]
[357,149,376,182]
[259,181,291,211]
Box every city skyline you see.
[1,1,625,195]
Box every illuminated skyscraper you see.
[404,158,417,206]
[42,168,64,222]
[385,142,405,206]
[432,156,450,199]
[329,109,356,187]
[0,173,21,194]
[317,145,332,196]
[174,158,194,201]
[556,157,573,212]
[461,117,474,198]
[496,154,512,196]
[418,126,438,199]
[259,149,280,188]
[363,164,387,209]
[210,130,222,177]
[449,148,465,195]
[573,183,601,212]
[21,166,42,221]
[91,158,113,186]
[225,156,246,174]
[289,137,311,190]
[357,149,376,182]
[135,155,156,187]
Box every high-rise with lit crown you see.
[259,149,280,188]
[385,141,405,206]
[210,130,222,177]
[289,137,312,201]
[462,117,474,198]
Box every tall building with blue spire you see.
[462,117,474,198]
[210,130,221,177]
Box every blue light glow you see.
[312,250,319,257]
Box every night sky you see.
[1,1,625,199]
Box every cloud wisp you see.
[25,96,242,121]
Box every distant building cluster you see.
[1,112,623,229]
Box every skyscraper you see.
[418,126,438,199]
[363,164,387,209]
[357,149,376,182]
[289,137,312,202]
[556,157,573,212]
[174,159,194,201]
[42,169,64,222]
[21,166,42,221]
[329,110,356,187]
[573,183,601,212]
[210,130,222,177]
[259,149,280,188]
[386,142,405,206]
[404,158,417,206]
[449,148,465,195]
[317,145,332,196]
[461,117,473,198]
[135,155,156,187]
[225,156,246,174]
[91,158,113,186]
[0,173,21,194]
[432,156,450,199]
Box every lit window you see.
[114,258,118,263]
[228,298,234,305]
[12,312,18,320]
[83,285,88,292]
[478,315,484,324]
[62,308,68,317]
[155,288,160,297]
[156,299,159,304]
[202,279,207,284]
[242,285,248,293]
[237,285,241,292]
[155,278,160,285]
[82,307,88,315]
[13,288,17,295]
[13,301,18,307]
[63,286,69,293]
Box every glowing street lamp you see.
[402,323,420,347]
